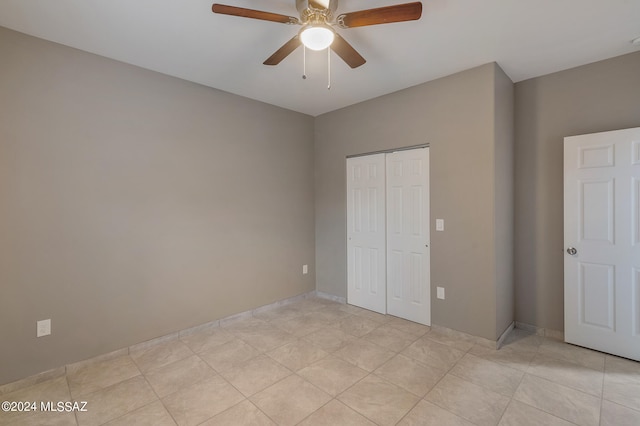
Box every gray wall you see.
[494,65,515,336]
[0,27,315,385]
[514,51,640,331]
[315,63,514,340]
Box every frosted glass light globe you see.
[300,25,335,51]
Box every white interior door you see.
[347,154,387,314]
[386,148,431,325]
[564,127,640,361]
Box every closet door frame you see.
[346,145,430,325]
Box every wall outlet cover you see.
[436,287,445,300]
[37,319,51,337]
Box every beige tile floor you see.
[1,297,640,426]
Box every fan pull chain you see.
[327,47,331,90]
[302,45,307,80]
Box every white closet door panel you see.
[347,154,386,314]
[386,148,430,325]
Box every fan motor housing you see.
[296,0,339,17]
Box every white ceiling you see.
[1,0,639,116]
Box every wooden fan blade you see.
[212,4,300,24]
[331,34,366,68]
[264,36,302,65]
[337,2,422,28]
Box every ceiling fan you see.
[211,0,423,69]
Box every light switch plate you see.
[303,264,308,275]
[436,219,444,231]
[437,287,445,300]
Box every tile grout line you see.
[518,373,602,425]
[62,375,81,426]
[503,331,594,425]
[599,357,606,426]
[334,322,436,424]
[139,362,181,426]
[416,333,480,425]
[497,366,529,426]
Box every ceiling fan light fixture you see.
[299,24,334,50]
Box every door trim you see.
[346,143,429,159]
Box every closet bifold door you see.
[386,148,431,326]
[346,153,387,314]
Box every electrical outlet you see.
[437,287,445,300]
[37,319,51,337]
[303,264,308,275]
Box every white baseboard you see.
[315,291,346,304]
[496,322,515,349]
[515,321,564,341]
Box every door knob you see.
[567,247,577,255]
